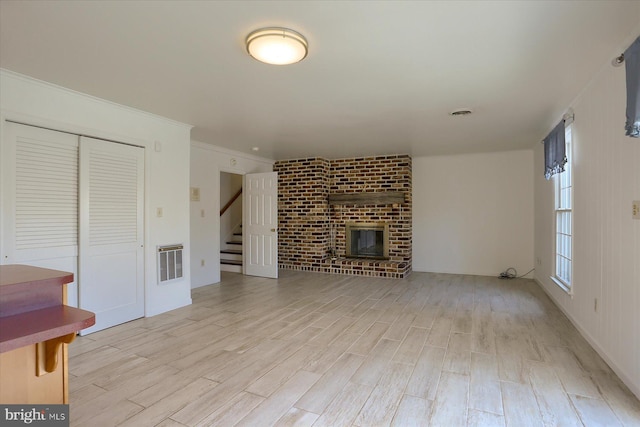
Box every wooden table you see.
[0,265,95,403]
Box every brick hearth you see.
[274,155,412,278]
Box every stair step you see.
[226,241,242,245]
[220,263,242,273]
[233,232,242,236]
[221,259,242,266]
[220,252,242,262]
[221,249,242,255]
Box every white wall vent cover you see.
[158,244,183,283]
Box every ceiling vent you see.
[449,109,473,116]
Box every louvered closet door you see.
[2,122,81,307]
[79,136,144,334]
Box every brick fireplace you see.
[345,222,389,259]
[274,154,412,278]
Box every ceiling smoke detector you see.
[449,109,473,116]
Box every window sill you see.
[551,276,573,297]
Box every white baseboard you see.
[534,278,640,400]
[145,296,192,317]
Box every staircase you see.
[220,224,242,273]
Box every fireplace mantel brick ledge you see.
[274,154,412,279]
[328,191,406,206]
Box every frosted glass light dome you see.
[246,27,308,65]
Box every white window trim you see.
[551,275,573,296]
[551,124,573,296]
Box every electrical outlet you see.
[536,257,542,266]
[633,200,640,219]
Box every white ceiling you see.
[1,1,639,160]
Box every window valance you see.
[625,36,640,138]
[544,120,566,180]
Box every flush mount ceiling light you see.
[246,27,308,65]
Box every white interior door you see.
[79,136,144,334]
[243,172,278,278]
[1,122,80,307]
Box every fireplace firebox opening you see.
[345,222,389,259]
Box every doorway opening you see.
[220,172,243,272]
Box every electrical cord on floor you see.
[499,267,535,279]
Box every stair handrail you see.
[220,188,242,216]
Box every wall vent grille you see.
[158,244,183,283]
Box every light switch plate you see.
[190,187,200,202]
[633,200,640,219]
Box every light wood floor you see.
[68,271,640,426]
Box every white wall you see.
[0,70,193,317]
[534,49,640,397]
[190,141,273,288]
[412,150,534,277]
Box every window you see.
[554,124,572,292]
